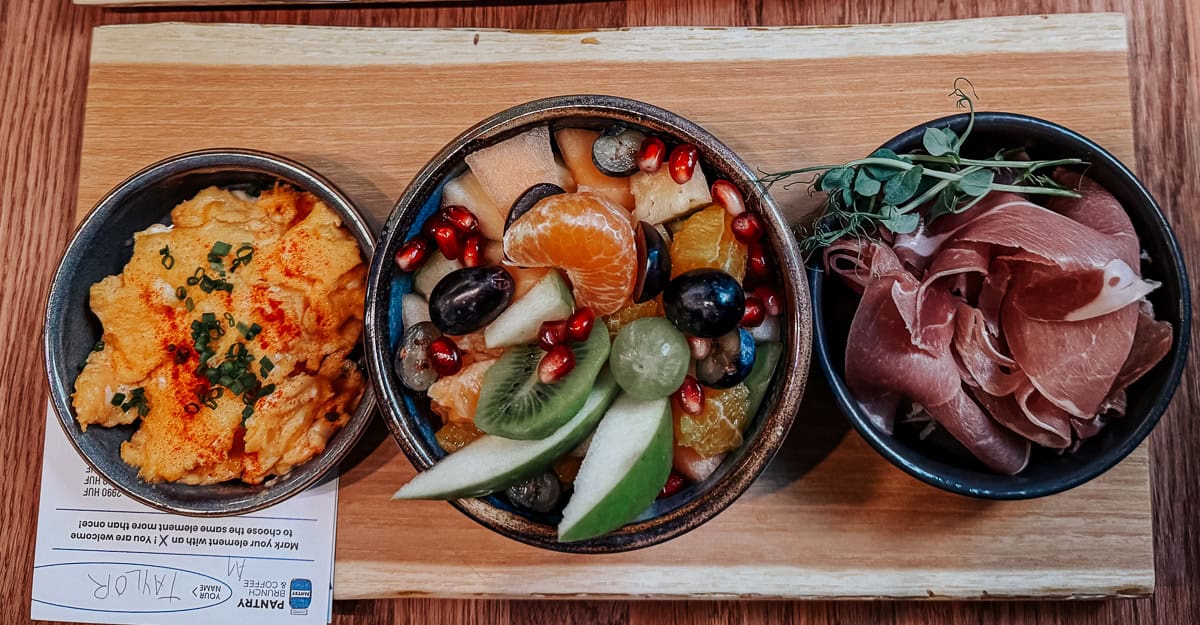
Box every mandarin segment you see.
[673,384,750,458]
[669,205,747,280]
[503,192,636,315]
[602,299,661,337]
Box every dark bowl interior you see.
[44,149,377,516]
[811,112,1191,499]
[365,95,810,552]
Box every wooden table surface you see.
[3,1,1197,624]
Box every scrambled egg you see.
[72,186,367,485]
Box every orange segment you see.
[555,128,635,210]
[602,298,661,337]
[670,205,747,280]
[503,192,636,315]
[428,358,497,423]
[673,384,750,458]
[435,421,484,453]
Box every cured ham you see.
[831,172,1173,473]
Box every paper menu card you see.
[32,404,338,625]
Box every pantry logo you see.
[289,578,312,615]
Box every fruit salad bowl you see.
[364,95,811,553]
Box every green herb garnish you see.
[230,244,255,273]
[117,387,149,417]
[159,246,175,270]
[236,322,262,341]
[758,79,1085,253]
[259,356,274,377]
[92,340,105,353]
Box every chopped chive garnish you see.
[159,246,175,270]
[210,241,232,257]
[230,244,255,272]
[117,387,149,416]
[242,406,254,421]
[92,340,105,353]
[184,402,201,414]
[256,383,276,399]
[259,356,274,376]
[175,286,187,300]
[246,323,262,340]
[187,267,204,286]
[185,297,195,311]
[110,393,125,406]
[224,312,235,327]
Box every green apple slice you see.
[393,371,618,500]
[558,394,673,542]
[484,270,574,349]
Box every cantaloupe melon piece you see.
[555,128,635,210]
[465,126,560,219]
[442,171,505,241]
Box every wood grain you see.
[4,0,1198,624]
[74,16,1152,601]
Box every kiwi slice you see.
[475,327,611,440]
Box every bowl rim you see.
[810,111,1192,499]
[43,147,379,516]
[364,94,812,552]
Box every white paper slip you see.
[32,403,339,625]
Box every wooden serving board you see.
[77,14,1152,600]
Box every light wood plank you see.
[75,14,1153,601]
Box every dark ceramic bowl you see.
[811,112,1191,499]
[43,149,377,516]
[365,95,811,552]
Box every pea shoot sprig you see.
[759,79,1085,253]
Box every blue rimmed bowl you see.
[364,95,811,552]
[43,149,378,516]
[810,112,1191,499]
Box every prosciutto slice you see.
[831,172,1172,473]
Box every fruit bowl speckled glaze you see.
[364,95,812,552]
[43,149,378,516]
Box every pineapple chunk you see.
[442,171,505,240]
[465,126,560,218]
[555,128,634,209]
[631,167,712,225]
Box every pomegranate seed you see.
[537,319,568,351]
[711,179,746,216]
[638,136,667,173]
[753,286,783,316]
[730,212,764,244]
[538,345,576,384]
[422,214,449,240]
[668,144,698,184]
[460,233,484,268]
[431,224,463,260]
[566,307,595,343]
[741,296,765,327]
[658,471,686,499]
[393,237,430,272]
[428,337,462,376]
[745,242,769,284]
[674,376,704,415]
[687,335,711,360]
[441,205,478,233]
